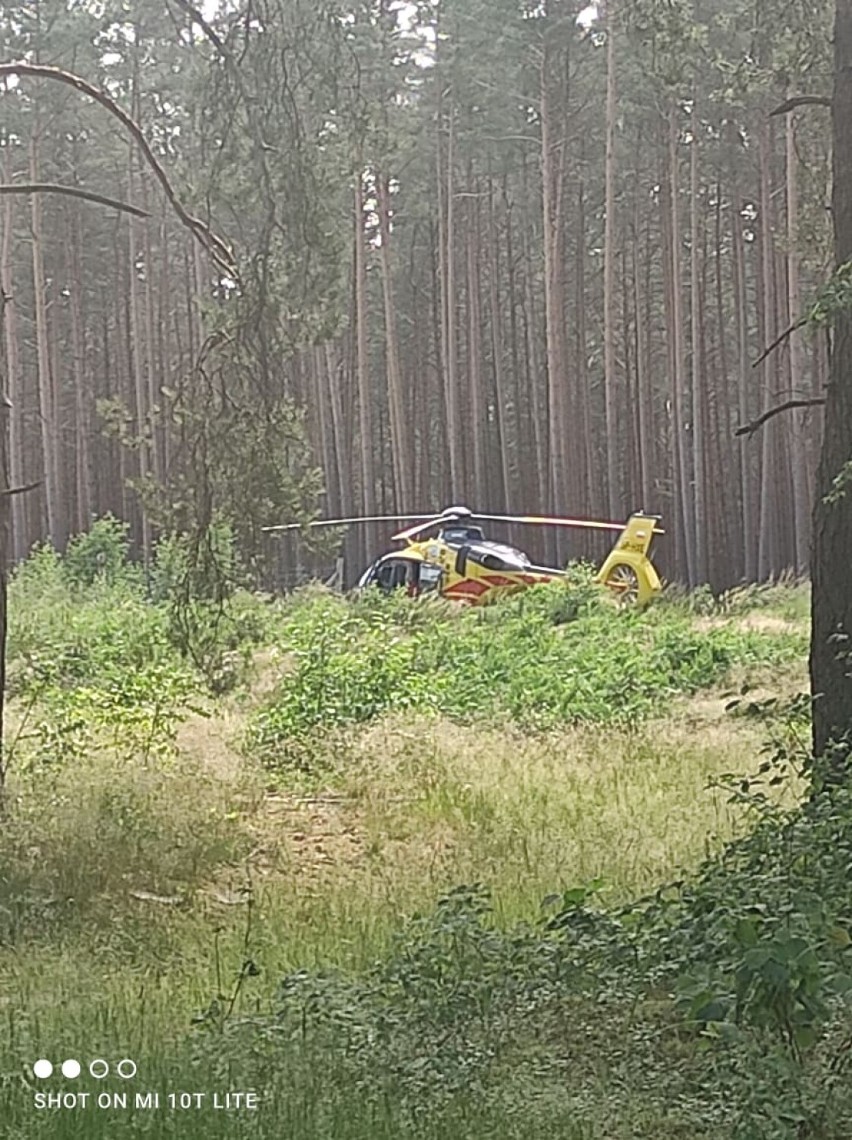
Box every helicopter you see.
[263,506,664,607]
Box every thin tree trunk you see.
[634,197,654,514]
[785,105,809,574]
[577,172,596,519]
[354,176,378,557]
[541,12,570,547]
[438,99,462,497]
[663,104,693,582]
[0,159,25,561]
[488,181,515,512]
[466,189,488,504]
[690,106,707,583]
[376,172,412,510]
[127,149,152,566]
[757,117,778,579]
[69,205,94,532]
[29,135,60,546]
[603,0,620,517]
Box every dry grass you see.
[233,669,805,935]
[0,625,811,1140]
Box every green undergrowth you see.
[0,523,829,1140]
[186,766,852,1140]
[248,576,806,770]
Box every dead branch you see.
[0,62,236,276]
[0,481,41,498]
[169,0,228,55]
[0,183,148,218]
[735,398,826,438]
[770,94,832,116]
[752,316,809,369]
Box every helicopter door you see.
[375,557,416,593]
[419,563,443,594]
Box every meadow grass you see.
[0,686,804,1137]
[0,565,817,1138]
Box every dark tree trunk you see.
[811,0,852,761]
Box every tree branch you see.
[0,62,236,276]
[0,183,148,218]
[769,94,831,116]
[752,315,809,369]
[735,398,826,438]
[0,480,40,498]
[169,0,228,55]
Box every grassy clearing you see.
[0,534,832,1138]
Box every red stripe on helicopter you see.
[444,579,489,599]
[481,574,516,588]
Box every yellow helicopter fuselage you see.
[358,512,663,607]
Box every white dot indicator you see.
[117,1059,137,1079]
[33,1060,53,1079]
[89,1059,109,1079]
[61,1059,81,1079]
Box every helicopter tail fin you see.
[594,513,664,605]
[611,513,663,558]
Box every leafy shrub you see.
[248,583,805,767]
[62,515,137,589]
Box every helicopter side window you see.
[419,563,443,593]
[479,552,514,571]
[455,546,469,575]
[376,559,410,592]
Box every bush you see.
[248,581,805,768]
[62,515,139,589]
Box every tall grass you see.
[0,536,818,1138]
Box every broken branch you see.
[0,183,148,218]
[770,94,832,116]
[752,316,809,369]
[0,481,41,498]
[0,62,236,276]
[735,398,826,438]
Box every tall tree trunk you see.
[466,190,488,505]
[127,150,152,566]
[757,117,778,579]
[490,181,516,511]
[29,136,61,547]
[634,198,654,513]
[69,205,94,533]
[0,159,25,561]
[541,9,570,551]
[354,176,378,559]
[663,104,693,582]
[810,0,852,761]
[732,179,757,581]
[438,98,462,497]
[376,172,412,511]
[603,0,621,518]
[785,105,810,574]
[521,161,548,511]
[576,172,596,519]
[690,107,707,583]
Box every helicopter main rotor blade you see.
[473,513,664,534]
[392,519,443,541]
[262,512,437,534]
